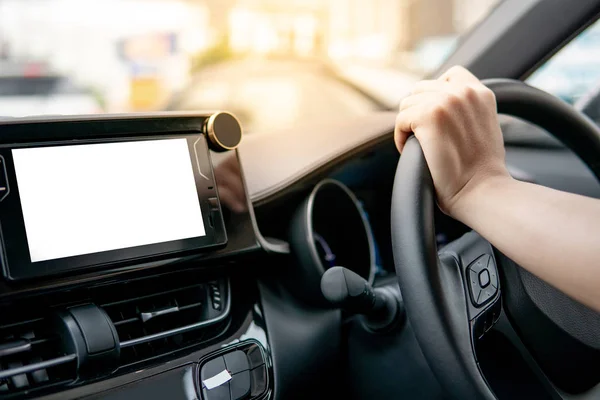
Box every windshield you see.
[0,0,499,134]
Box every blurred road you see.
[168,58,393,135]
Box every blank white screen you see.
[13,138,205,262]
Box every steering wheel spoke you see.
[439,232,502,343]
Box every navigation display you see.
[12,139,206,262]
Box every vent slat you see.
[100,284,206,308]
[0,318,44,332]
[178,302,203,311]
[0,354,76,380]
[0,340,31,358]
[113,317,140,327]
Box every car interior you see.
[1,0,600,399]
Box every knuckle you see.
[478,86,496,104]
[461,85,477,101]
[431,103,450,122]
[441,92,461,110]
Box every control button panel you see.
[199,342,267,400]
[473,297,502,339]
[467,254,498,307]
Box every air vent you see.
[0,315,76,397]
[0,271,230,398]
[100,280,229,368]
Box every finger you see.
[396,103,429,134]
[395,105,427,153]
[410,79,447,95]
[399,92,439,112]
[394,126,411,153]
[439,65,479,84]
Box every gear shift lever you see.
[320,267,403,331]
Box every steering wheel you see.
[391,79,600,399]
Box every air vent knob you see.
[54,304,120,379]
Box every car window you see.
[0,0,500,131]
[527,19,600,106]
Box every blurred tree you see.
[190,35,234,72]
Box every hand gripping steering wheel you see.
[391,79,600,399]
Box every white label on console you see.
[203,370,232,390]
[13,138,205,262]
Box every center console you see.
[0,113,274,400]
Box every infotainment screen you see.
[13,139,206,262]
[0,134,227,280]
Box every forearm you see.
[454,176,600,311]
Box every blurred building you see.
[326,0,457,68]
[0,0,210,111]
[204,0,237,42]
[326,0,498,71]
[397,0,454,52]
[228,0,325,56]
[327,0,402,64]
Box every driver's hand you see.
[394,66,511,218]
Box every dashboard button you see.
[203,382,231,400]
[489,266,498,288]
[245,344,265,369]
[249,365,267,397]
[469,255,489,274]
[478,269,491,288]
[224,351,249,374]
[229,370,250,400]
[481,285,497,303]
[201,356,226,382]
[208,197,219,210]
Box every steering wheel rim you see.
[391,79,600,399]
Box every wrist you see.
[447,171,515,225]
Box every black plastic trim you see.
[0,354,76,380]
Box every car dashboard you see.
[1,110,598,400]
[0,110,453,400]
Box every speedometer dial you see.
[287,179,376,305]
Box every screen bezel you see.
[0,133,227,281]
